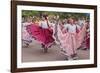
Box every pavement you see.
[22,40,90,62]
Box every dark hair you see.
[42,14,48,20]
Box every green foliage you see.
[22,10,90,20]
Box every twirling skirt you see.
[57,24,86,56]
[26,24,54,48]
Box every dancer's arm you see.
[60,25,67,34]
[76,24,81,31]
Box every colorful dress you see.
[57,24,86,56]
[26,21,55,48]
[82,26,90,49]
[22,22,32,46]
[86,29,90,49]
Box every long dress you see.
[26,21,55,48]
[82,27,90,49]
[57,23,86,56]
[22,22,32,46]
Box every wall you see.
[0,0,99,73]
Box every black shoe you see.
[43,48,48,53]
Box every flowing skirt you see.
[26,24,54,48]
[22,27,32,46]
[82,32,90,49]
[57,24,86,56]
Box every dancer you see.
[78,17,86,27]
[82,20,90,50]
[57,18,87,60]
[26,15,55,53]
[22,16,33,47]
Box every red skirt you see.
[26,24,54,47]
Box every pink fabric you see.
[82,32,90,49]
[76,24,86,48]
[57,24,86,56]
[26,23,54,48]
[22,30,31,41]
[22,23,32,42]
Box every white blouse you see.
[78,20,85,27]
[22,22,32,30]
[40,21,49,29]
[22,22,31,26]
[64,24,80,33]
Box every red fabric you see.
[26,24,54,47]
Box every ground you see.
[22,40,89,62]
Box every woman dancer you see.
[26,15,55,53]
[82,20,90,50]
[22,16,33,47]
[57,18,87,60]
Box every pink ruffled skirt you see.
[57,24,86,56]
